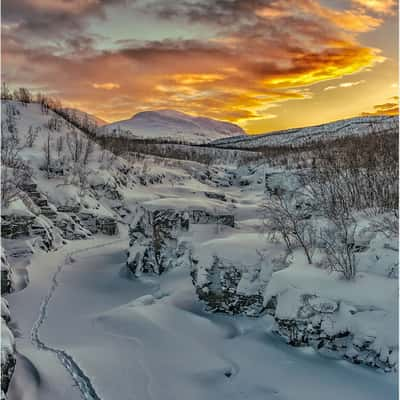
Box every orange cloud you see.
[2,0,394,131]
[362,96,399,115]
[353,0,397,14]
[92,82,121,90]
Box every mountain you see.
[99,109,245,143]
[211,115,397,149]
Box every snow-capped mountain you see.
[100,109,245,143]
[211,115,398,149]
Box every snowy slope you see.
[212,115,398,148]
[62,108,108,127]
[100,109,245,143]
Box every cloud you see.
[1,0,388,125]
[352,0,397,14]
[361,97,399,116]
[2,0,127,39]
[92,82,121,90]
[323,79,366,90]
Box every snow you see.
[1,199,35,218]
[7,238,397,400]
[194,232,275,267]
[2,100,398,399]
[99,109,245,143]
[212,115,398,148]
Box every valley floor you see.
[6,229,397,400]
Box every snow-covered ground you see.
[6,231,397,400]
[1,100,398,399]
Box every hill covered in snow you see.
[211,115,398,149]
[100,109,245,143]
[62,108,108,127]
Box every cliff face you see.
[127,206,235,276]
[190,233,288,316]
[1,250,16,399]
[127,208,190,275]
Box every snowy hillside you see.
[100,109,245,143]
[62,108,108,127]
[211,115,398,149]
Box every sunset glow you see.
[2,0,398,133]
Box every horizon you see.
[2,0,399,134]
[58,100,400,135]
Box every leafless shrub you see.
[42,132,52,178]
[368,210,399,239]
[56,136,64,159]
[319,215,358,280]
[263,191,316,264]
[25,126,39,147]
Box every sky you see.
[2,0,399,134]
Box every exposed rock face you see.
[78,212,118,235]
[266,290,397,372]
[1,249,13,295]
[55,213,91,240]
[191,257,266,316]
[127,206,236,276]
[204,192,226,202]
[1,214,36,239]
[189,210,234,227]
[127,208,189,275]
[1,299,16,399]
[190,234,288,316]
[1,253,16,399]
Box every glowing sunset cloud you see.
[2,0,398,134]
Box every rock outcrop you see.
[1,251,16,399]
[191,234,287,316]
[127,208,189,275]
[264,289,397,371]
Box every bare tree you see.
[1,82,12,100]
[82,137,94,165]
[1,165,33,207]
[319,215,358,280]
[25,126,39,147]
[263,191,316,264]
[14,87,32,105]
[1,123,32,207]
[42,132,52,178]
[368,210,399,239]
[56,136,64,159]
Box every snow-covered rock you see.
[191,233,288,316]
[0,249,13,295]
[264,259,398,371]
[127,207,189,275]
[1,299,16,399]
